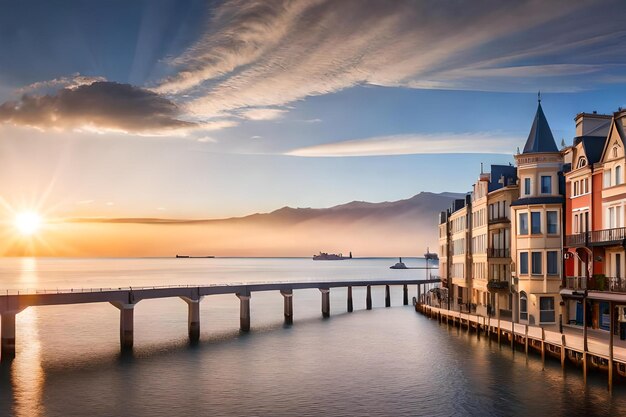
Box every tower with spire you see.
[509,95,564,326]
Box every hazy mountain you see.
[27,192,465,257]
[175,191,465,257]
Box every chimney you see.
[575,112,611,136]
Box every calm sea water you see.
[0,257,624,417]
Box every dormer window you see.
[576,157,587,168]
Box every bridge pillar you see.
[1,312,16,360]
[385,285,391,307]
[281,290,293,324]
[366,285,372,310]
[347,286,353,313]
[237,293,251,332]
[111,303,135,351]
[403,285,408,306]
[320,288,330,318]
[181,297,202,343]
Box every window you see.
[573,214,579,233]
[541,176,551,194]
[584,178,589,193]
[573,181,578,196]
[531,212,541,234]
[531,252,542,275]
[540,297,555,323]
[577,157,587,168]
[609,207,616,228]
[520,252,528,274]
[604,170,612,188]
[519,213,528,235]
[546,211,558,234]
[617,166,623,185]
[524,178,531,195]
[520,292,528,321]
[547,251,558,274]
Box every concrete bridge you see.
[0,278,440,360]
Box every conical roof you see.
[522,102,558,153]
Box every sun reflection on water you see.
[10,258,44,417]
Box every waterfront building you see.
[446,196,472,310]
[562,112,611,328]
[510,100,564,326]
[562,110,626,332]
[439,167,517,315]
[437,100,626,330]
[470,165,518,317]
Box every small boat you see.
[176,255,215,258]
[313,252,352,260]
[390,257,408,269]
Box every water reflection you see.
[12,308,44,417]
[8,258,44,417]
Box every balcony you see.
[486,248,510,258]
[589,227,626,246]
[487,279,509,291]
[565,276,626,293]
[565,227,626,247]
[565,232,588,248]
[488,216,510,225]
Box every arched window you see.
[616,165,622,185]
[613,147,619,158]
[577,157,587,168]
[520,292,528,321]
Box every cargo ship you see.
[313,252,352,260]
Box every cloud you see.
[237,107,288,121]
[16,73,107,94]
[285,132,522,157]
[154,0,626,117]
[0,81,216,135]
[197,136,217,143]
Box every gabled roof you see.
[599,114,626,162]
[523,102,558,154]
[575,136,606,165]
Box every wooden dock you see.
[417,303,626,391]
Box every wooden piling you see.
[524,325,529,356]
[403,284,408,306]
[347,286,353,313]
[541,328,545,368]
[366,285,372,310]
[385,285,391,308]
[561,334,566,370]
[609,301,614,392]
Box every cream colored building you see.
[449,196,472,309]
[510,101,564,325]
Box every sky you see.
[1,0,626,255]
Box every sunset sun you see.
[15,211,42,236]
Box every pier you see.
[417,303,626,391]
[0,278,440,360]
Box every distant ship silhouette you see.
[312,252,352,260]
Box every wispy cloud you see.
[237,107,288,121]
[286,132,522,157]
[155,0,626,117]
